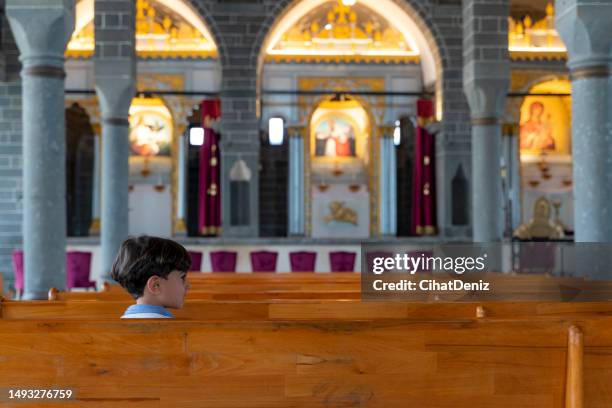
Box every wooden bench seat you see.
[0,315,606,407]
[5,298,612,321]
[46,272,612,302]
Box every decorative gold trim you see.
[570,66,612,81]
[175,218,187,233]
[66,0,218,60]
[379,125,395,137]
[507,4,567,61]
[471,117,500,126]
[509,51,566,61]
[502,123,519,137]
[265,54,420,65]
[415,225,437,236]
[287,126,305,138]
[89,218,100,235]
[417,116,434,127]
[66,49,218,60]
[201,225,222,235]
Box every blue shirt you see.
[121,304,174,319]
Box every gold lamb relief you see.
[324,201,358,225]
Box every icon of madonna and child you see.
[520,101,556,152]
[314,117,357,158]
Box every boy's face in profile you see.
[155,270,190,309]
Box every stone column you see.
[89,133,101,235]
[94,0,136,280]
[6,0,74,299]
[220,69,260,237]
[379,127,397,236]
[501,124,521,236]
[288,126,305,236]
[462,0,510,243]
[556,1,612,242]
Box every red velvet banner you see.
[411,99,437,236]
[198,99,221,236]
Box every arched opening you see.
[127,96,175,236]
[256,0,445,238]
[65,102,95,237]
[259,0,441,93]
[64,0,221,238]
[67,0,218,59]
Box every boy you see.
[111,236,191,318]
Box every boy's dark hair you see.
[111,236,191,299]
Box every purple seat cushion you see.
[210,251,237,272]
[289,251,317,272]
[329,251,356,272]
[12,249,24,290]
[66,251,95,289]
[188,251,203,272]
[250,251,278,273]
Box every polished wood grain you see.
[0,318,597,407]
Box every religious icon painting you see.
[128,97,174,157]
[313,115,358,158]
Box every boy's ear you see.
[145,276,162,296]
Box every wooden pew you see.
[47,272,612,302]
[0,313,608,407]
[6,297,612,321]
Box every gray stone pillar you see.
[288,126,305,236]
[220,69,260,237]
[94,0,136,280]
[501,124,521,236]
[462,0,510,242]
[556,1,612,242]
[379,128,397,236]
[6,0,74,299]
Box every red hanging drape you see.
[411,99,437,236]
[198,99,221,236]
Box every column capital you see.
[463,62,510,121]
[556,1,612,73]
[287,125,306,137]
[6,0,74,68]
[94,60,136,120]
[378,125,396,138]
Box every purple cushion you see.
[329,251,356,272]
[250,251,278,273]
[188,251,203,271]
[289,251,317,272]
[210,251,237,272]
[12,249,24,290]
[66,251,95,289]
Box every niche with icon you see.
[128,96,174,237]
[309,97,372,238]
[519,79,573,235]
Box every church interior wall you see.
[261,63,423,126]
[0,0,586,287]
[65,59,222,93]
